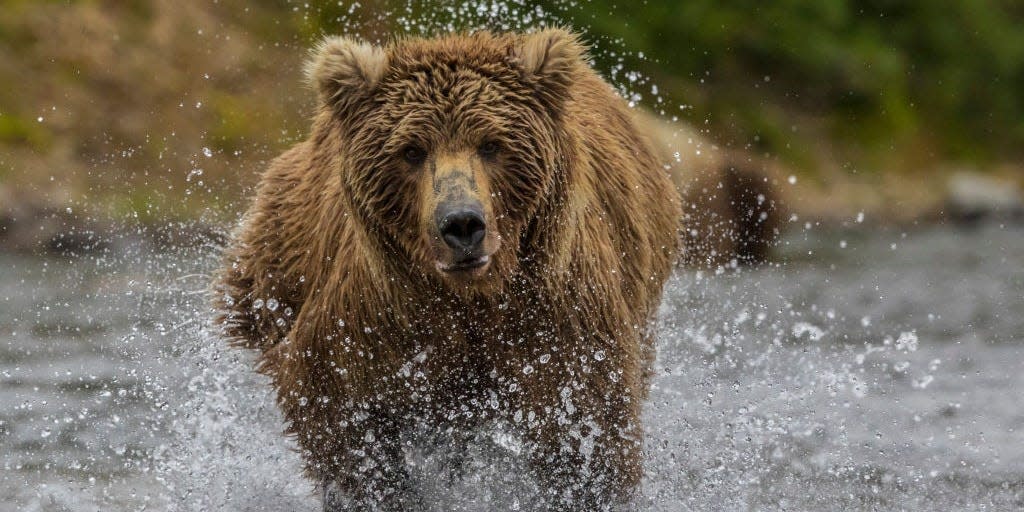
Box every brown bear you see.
[637,111,782,268]
[214,29,680,510]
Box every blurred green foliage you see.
[0,113,51,150]
[542,0,1024,168]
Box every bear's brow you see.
[385,63,517,107]
[381,82,514,148]
[396,59,513,84]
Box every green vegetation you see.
[544,0,1024,170]
[0,112,51,150]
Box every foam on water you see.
[153,333,313,511]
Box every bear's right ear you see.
[305,36,387,111]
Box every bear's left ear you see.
[305,36,387,113]
[514,28,587,110]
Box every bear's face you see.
[307,30,585,293]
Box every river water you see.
[1,222,1022,511]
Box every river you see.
[1,222,1022,511]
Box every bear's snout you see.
[434,203,491,276]
[427,154,498,278]
[438,206,486,256]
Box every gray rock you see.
[945,172,1023,223]
[0,184,109,254]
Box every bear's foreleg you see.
[520,376,645,510]
[313,410,422,512]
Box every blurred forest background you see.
[1,0,1022,249]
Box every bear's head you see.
[305,29,586,294]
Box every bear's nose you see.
[439,208,486,255]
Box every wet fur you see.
[215,30,680,509]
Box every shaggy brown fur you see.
[215,29,680,510]
[638,111,783,267]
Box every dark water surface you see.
[1,223,1022,511]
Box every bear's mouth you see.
[436,254,490,273]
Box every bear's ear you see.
[305,36,387,110]
[514,28,586,108]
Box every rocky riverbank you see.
[0,185,226,255]
[3,169,1021,257]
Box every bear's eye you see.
[403,145,427,165]
[478,140,501,158]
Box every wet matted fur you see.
[214,29,680,510]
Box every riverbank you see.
[0,184,226,255]
[3,168,1021,256]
